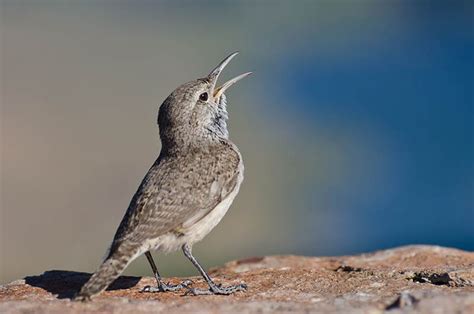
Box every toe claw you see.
[184,288,196,296]
[182,279,193,287]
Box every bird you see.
[74,52,251,301]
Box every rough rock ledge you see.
[1,245,473,313]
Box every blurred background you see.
[1,0,473,284]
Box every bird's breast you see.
[146,160,243,253]
[182,161,244,244]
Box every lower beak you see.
[213,72,252,100]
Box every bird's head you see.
[157,52,251,152]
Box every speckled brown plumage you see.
[110,140,241,253]
[75,52,251,300]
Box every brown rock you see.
[1,245,473,313]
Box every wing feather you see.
[108,141,241,255]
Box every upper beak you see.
[207,52,252,101]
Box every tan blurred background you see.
[1,1,473,284]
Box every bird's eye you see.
[199,92,208,102]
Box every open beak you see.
[207,52,252,101]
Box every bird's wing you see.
[108,142,241,255]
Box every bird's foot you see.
[185,282,247,296]
[142,279,193,292]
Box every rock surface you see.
[1,245,473,313]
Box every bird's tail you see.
[74,244,141,301]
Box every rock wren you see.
[75,52,251,300]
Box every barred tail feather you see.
[74,246,141,301]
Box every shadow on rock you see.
[25,270,141,299]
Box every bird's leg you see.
[141,251,193,292]
[182,244,247,296]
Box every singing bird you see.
[75,52,251,300]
